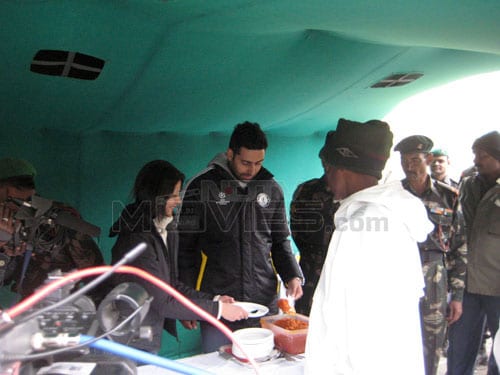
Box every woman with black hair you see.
[109,160,247,353]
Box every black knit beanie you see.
[322,118,393,180]
[472,130,500,161]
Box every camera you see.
[2,195,100,255]
[0,270,151,375]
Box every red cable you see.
[4,265,261,374]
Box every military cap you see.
[394,135,433,154]
[431,148,448,157]
[0,158,37,181]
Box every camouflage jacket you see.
[402,176,467,301]
[7,203,104,300]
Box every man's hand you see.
[218,295,235,303]
[0,203,26,257]
[447,300,463,325]
[221,303,248,322]
[286,277,303,300]
[180,320,198,330]
[0,203,16,241]
[1,242,27,257]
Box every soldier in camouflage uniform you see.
[430,148,459,190]
[290,132,339,316]
[395,136,467,375]
[0,158,104,304]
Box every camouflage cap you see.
[431,148,449,157]
[394,135,433,154]
[0,158,37,181]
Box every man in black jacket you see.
[290,131,338,316]
[447,131,500,375]
[178,121,304,353]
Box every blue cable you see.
[80,335,214,375]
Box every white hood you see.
[335,180,432,243]
[305,180,431,375]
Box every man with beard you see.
[447,130,500,375]
[178,121,303,353]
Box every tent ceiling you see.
[2,0,500,136]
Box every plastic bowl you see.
[231,327,274,360]
[260,313,309,355]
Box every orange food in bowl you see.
[274,317,309,331]
[260,313,309,355]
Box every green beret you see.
[0,158,37,181]
[431,148,448,157]
[394,135,433,154]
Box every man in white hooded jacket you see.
[305,119,433,375]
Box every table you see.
[137,350,305,375]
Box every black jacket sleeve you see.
[111,231,218,321]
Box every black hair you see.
[228,121,268,154]
[0,175,36,190]
[132,160,184,208]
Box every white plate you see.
[233,302,269,318]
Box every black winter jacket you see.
[109,202,218,353]
[178,153,303,317]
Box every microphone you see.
[121,243,147,264]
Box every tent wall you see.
[0,128,81,205]
[79,130,326,259]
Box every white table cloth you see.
[137,350,304,375]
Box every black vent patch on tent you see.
[30,50,105,80]
[371,73,423,88]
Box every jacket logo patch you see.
[216,192,230,205]
[256,193,271,207]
